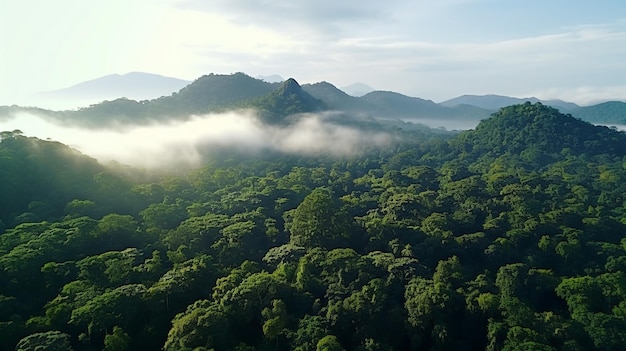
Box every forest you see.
[3,102,626,350]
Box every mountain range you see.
[38,72,191,102]
[6,72,626,127]
[440,94,580,112]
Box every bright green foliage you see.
[288,187,352,249]
[316,335,345,351]
[103,326,130,351]
[15,330,73,351]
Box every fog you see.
[397,118,481,131]
[0,110,393,168]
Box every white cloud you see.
[0,110,391,168]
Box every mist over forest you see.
[3,74,626,351]
[0,111,394,167]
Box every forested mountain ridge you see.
[301,81,371,111]
[454,102,626,161]
[572,101,626,125]
[4,104,626,350]
[243,78,326,123]
[167,72,278,111]
[58,73,280,127]
[56,74,488,127]
[301,82,494,121]
[4,72,626,127]
[440,94,580,112]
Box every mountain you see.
[302,81,373,111]
[29,75,494,128]
[11,71,626,128]
[341,82,374,97]
[39,72,190,102]
[441,94,525,110]
[456,102,626,161]
[64,72,278,126]
[301,85,494,123]
[245,78,325,123]
[440,94,579,112]
[161,72,278,112]
[358,91,494,121]
[570,101,626,125]
[361,91,445,117]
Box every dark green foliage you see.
[3,103,626,351]
[0,135,105,226]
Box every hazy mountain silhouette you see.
[361,91,446,117]
[39,72,190,101]
[571,101,626,125]
[440,94,579,112]
[302,82,374,111]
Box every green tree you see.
[15,331,73,351]
[316,335,345,351]
[288,187,352,249]
[103,326,130,351]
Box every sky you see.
[2,0,626,107]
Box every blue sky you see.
[2,0,626,107]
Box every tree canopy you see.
[3,103,626,350]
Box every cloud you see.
[173,13,626,103]
[0,110,391,169]
[317,22,626,101]
[175,0,403,34]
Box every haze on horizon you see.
[2,1,626,108]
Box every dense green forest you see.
[3,103,626,350]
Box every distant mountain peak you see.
[573,100,626,124]
[245,78,325,124]
[37,72,191,107]
[277,78,303,96]
[440,94,579,112]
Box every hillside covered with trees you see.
[3,103,626,350]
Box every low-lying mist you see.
[0,110,393,168]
